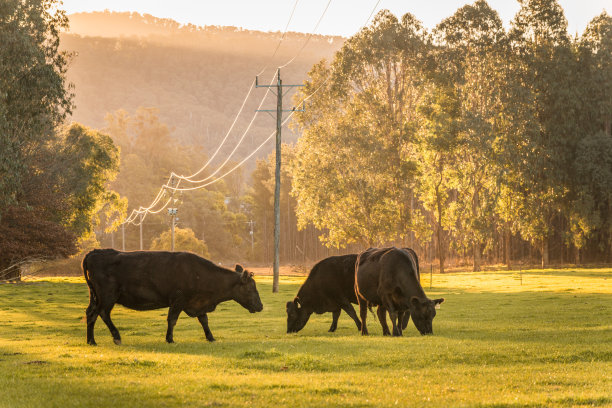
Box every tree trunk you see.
[541,238,549,268]
[473,243,481,272]
[575,246,580,265]
[437,226,445,274]
[505,224,511,270]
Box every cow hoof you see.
[166,339,174,344]
[328,328,336,333]
[206,337,216,342]
[87,341,97,346]
[113,339,122,345]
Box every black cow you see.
[82,249,263,345]
[286,254,362,333]
[355,247,444,336]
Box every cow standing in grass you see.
[355,247,444,336]
[286,254,362,333]
[82,249,263,345]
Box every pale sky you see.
[61,0,610,38]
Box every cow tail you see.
[82,252,97,306]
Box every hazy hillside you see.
[61,11,343,163]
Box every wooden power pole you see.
[256,68,304,293]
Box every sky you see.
[60,0,610,37]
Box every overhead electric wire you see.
[161,77,330,193]
[162,0,384,193]
[120,0,382,225]
[175,0,332,185]
[120,1,302,225]
[166,0,301,183]
[171,71,277,184]
[278,0,333,69]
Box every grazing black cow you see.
[82,249,263,345]
[286,254,362,333]
[355,247,444,336]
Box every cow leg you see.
[86,301,98,346]
[397,311,406,336]
[401,310,410,331]
[197,314,215,342]
[389,310,401,336]
[98,304,121,345]
[166,306,182,343]
[340,303,362,331]
[380,294,401,336]
[358,301,369,336]
[328,309,341,332]
[376,306,391,336]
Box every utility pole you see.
[246,220,255,257]
[167,175,178,252]
[139,213,144,250]
[256,68,304,293]
[170,208,176,251]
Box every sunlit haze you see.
[61,0,609,37]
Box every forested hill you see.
[60,11,343,157]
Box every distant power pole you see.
[121,223,126,251]
[139,213,144,250]
[256,68,304,293]
[246,220,255,257]
[168,175,178,252]
[168,207,177,251]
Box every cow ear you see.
[235,264,244,273]
[294,298,301,309]
[433,298,445,309]
[240,269,250,284]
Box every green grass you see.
[0,269,610,407]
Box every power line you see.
[160,79,327,193]
[119,0,382,227]
[279,0,333,69]
[120,2,302,226]
[170,0,301,183]
[171,71,278,184]
[155,0,382,195]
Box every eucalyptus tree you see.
[292,10,429,247]
[509,0,576,266]
[569,13,612,262]
[433,0,506,271]
[414,78,460,274]
[0,0,72,213]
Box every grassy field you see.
[0,268,610,408]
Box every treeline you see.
[105,1,612,271]
[287,1,612,271]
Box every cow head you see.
[286,297,311,333]
[409,296,444,335]
[233,265,263,313]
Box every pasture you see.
[0,268,610,408]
